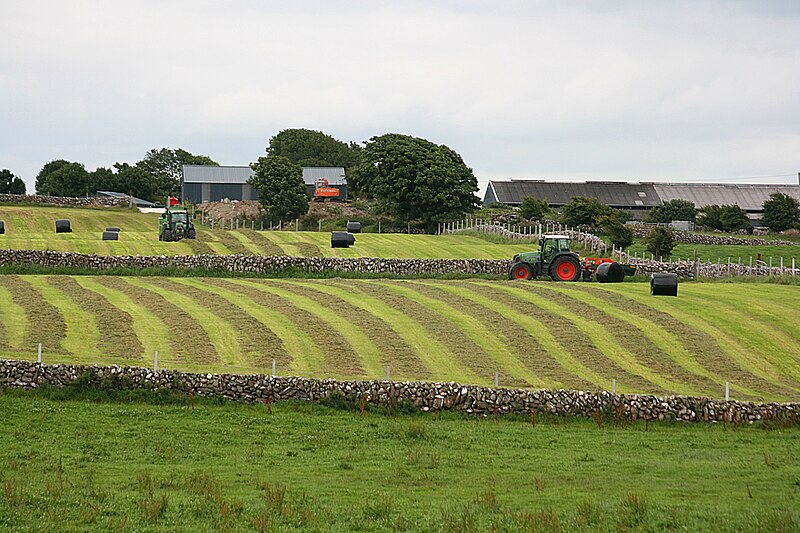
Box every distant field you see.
[0,205,537,258]
[1,275,798,402]
[1,391,797,531]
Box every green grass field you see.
[1,275,799,402]
[627,241,800,265]
[0,205,544,258]
[1,389,798,532]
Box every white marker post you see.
[38,343,42,363]
[612,379,617,394]
[386,366,391,381]
[154,351,158,372]
[272,359,276,377]
[725,381,730,401]
[495,372,499,388]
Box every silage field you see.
[1,275,799,402]
[0,205,540,258]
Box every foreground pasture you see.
[0,276,798,402]
[0,390,797,531]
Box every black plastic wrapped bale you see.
[55,219,72,233]
[0,221,4,234]
[102,231,119,241]
[651,272,678,296]
[595,262,625,283]
[105,227,121,232]
[331,231,350,248]
[346,221,362,233]
[347,232,355,246]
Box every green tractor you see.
[159,205,196,242]
[508,234,582,281]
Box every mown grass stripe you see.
[231,279,380,378]
[381,281,547,389]
[594,285,800,395]
[74,277,168,363]
[238,230,286,256]
[181,236,216,255]
[228,231,265,255]
[659,287,800,385]
[164,278,290,372]
[283,280,482,384]
[0,275,67,355]
[713,284,800,341]
[419,281,609,391]
[0,284,27,350]
[267,281,430,380]
[123,278,244,368]
[189,279,322,375]
[208,230,253,255]
[480,282,697,396]
[543,284,767,400]
[93,277,218,366]
[524,284,722,396]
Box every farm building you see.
[181,165,347,203]
[95,191,160,208]
[484,179,800,221]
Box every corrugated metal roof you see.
[183,165,347,186]
[95,191,158,207]
[487,180,661,207]
[182,165,253,184]
[302,167,346,185]
[652,183,800,211]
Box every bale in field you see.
[0,220,4,234]
[105,227,121,232]
[55,219,71,233]
[331,231,351,248]
[102,231,119,241]
[595,262,625,283]
[651,272,678,296]
[346,221,362,233]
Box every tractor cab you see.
[159,205,196,242]
[509,234,582,282]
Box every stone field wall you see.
[628,223,796,246]
[1,360,797,424]
[0,193,128,207]
[0,249,511,275]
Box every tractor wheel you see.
[508,262,533,280]
[162,229,173,242]
[187,228,196,239]
[549,256,581,282]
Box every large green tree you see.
[266,129,361,171]
[519,196,551,221]
[644,226,676,258]
[350,133,479,227]
[761,193,800,232]
[37,161,90,197]
[699,204,751,232]
[248,156,309,224]
[560,197,613,227]
[0,169,26,194]
[645,199,696,223]
[136,147,218,199]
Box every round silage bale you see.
[0,220,4,234]
[650,272,678,296]
[331,231,350,248]
[105,227,121,232]
[55,219,72,233]
[347,232,355,246]
[346,221,362,233]
[595,262,625,283]
[102,231,119,241]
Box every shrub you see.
[644,226,675,258]
[519,196,551,221]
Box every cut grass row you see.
[0,390,798,531]
[0,275,798,402]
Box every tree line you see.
[3,148,218,202]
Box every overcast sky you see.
[2,0,799,196]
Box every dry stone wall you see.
[1,360,797,424]
[0,194,127,207]
[0,249,511,275]
[629,223,796,246]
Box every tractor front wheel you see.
[549,256,581,282]
[509,262,533,280]
[162,229,173,242]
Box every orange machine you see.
[314,178,340,201]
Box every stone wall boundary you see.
[0,194,128,207]
[1,360,797,424]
